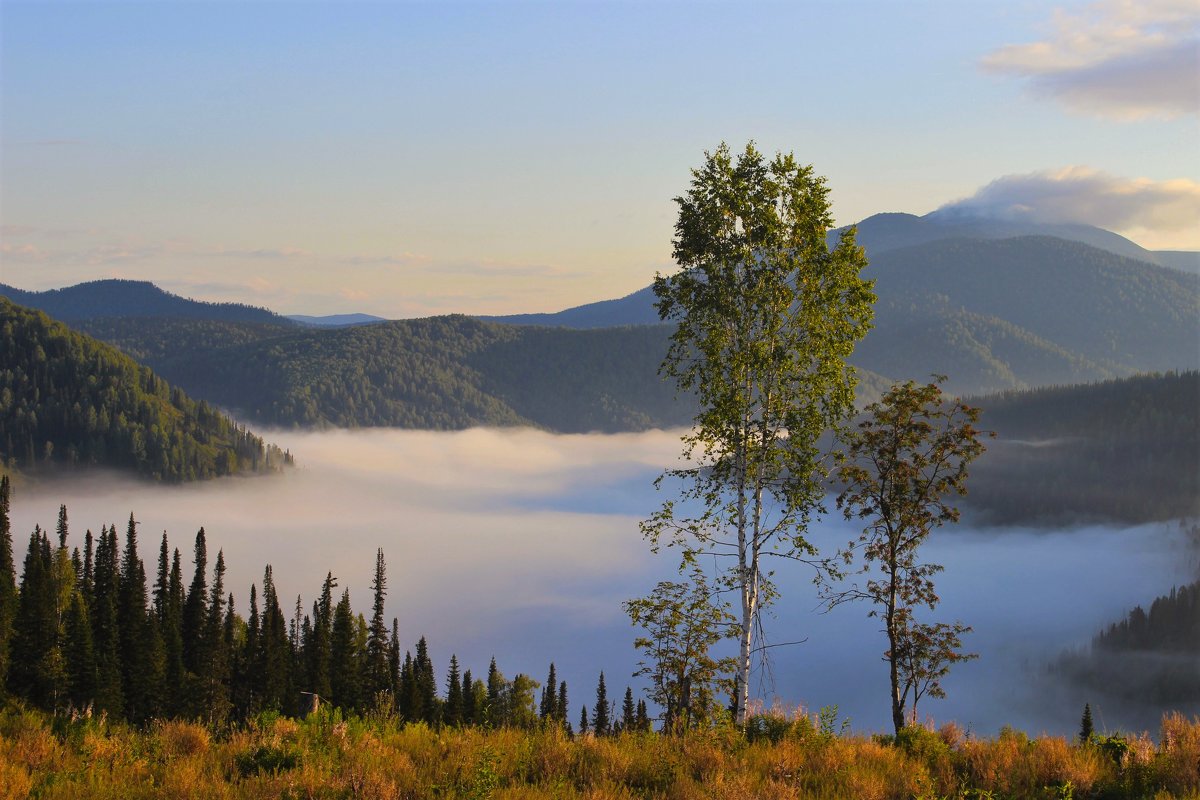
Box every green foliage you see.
[0,298,291,481]
[645,141,875,725]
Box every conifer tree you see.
[579,705,588,735]
[1080,703,1094,743]
[153,533,170,623]
[486,657,504,727]
[444,654,463,726]
[181,528,207,673]
[388,618,401,700]
[365,549,390,699]
[414,635,437,724]
[461,668,475,725]
[161,547,184,714]
[329,588,360,710]
[81,529,94,604]
[540,663,558,721]
[592,672,611,736]
[558,680,570,730]
[64,589,96,710]
[636,699,651,732]
[308,573,335,701]
[8,528,55,706]
[398,650,416,720]
[621,687,636,733]
[90,525,123,716]
[118,514,157,722]
[257,565,293,713]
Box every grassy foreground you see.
[0,706,1197,799]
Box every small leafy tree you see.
[625,568,736,733]
[835,378,989,735]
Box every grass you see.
[0,705,1196,799]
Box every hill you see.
[0,298,291,481]
[965,371,1200,524]
[0,279,295,325]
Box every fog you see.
[9,428,1196,737]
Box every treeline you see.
[965,371,1200,523]
[0,480,650,734]
[1052,568,1200,708]
[0,299,291,481]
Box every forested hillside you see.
[965,371,1200,524]
[0,299,290,481]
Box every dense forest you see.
[0,299,291,482]
[0,479,648,734]
[965,371,1200,524]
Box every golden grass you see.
[0,705,1196,799]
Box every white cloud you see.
[981,0,1199,120]
[939,166,1200,246]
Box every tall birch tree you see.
[645,142,874,725]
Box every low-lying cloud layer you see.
[938,167,1200,247]
[7,428,1194,735]
[981,0,1199,120]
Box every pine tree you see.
[257,565,293,713]
[592,672,610,736]
[388,618,401,700]
[398,650,416,720]
[365,549,390,699]
[161,548,184,715]
[1080,703,1094,743]
[307,573,335,701]
[444,654,463,726]
[636,699,650,732]
[414,635,437,724]
[557,680,570,731]
[579,704,589,735]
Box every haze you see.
[8,428,1194,736]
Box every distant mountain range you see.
[2,213,1196,428]
[287,313,388,327]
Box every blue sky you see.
[2,0,1197,316]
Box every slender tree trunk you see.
[887,551,904,736]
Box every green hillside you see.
[0,298,291,481]
[965,371,1200,524]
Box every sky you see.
[1,0,1198,317]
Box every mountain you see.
[480,286,659,329]
[834,210,1184,266]
[0,298,291,481]
[0,279,295,324]
[287,313,388,327]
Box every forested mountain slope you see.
[965,371,1200,524]
[0,298,290,481]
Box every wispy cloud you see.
[981,0,1199,120]
[938,167,1200,243]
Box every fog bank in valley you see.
[8,427,1195,736]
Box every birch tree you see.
[645,142,874,725]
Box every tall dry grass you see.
[0,704,1195,799]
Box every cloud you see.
[0,241,49,262]
[981,0,1199,119]
[938,167,1200,242]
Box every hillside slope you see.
[0,298,290,481]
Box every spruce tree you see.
[398,650,416,720]
[636,699,650,733]
[592,672,610,736]
[461,668,475,725]
[329,588,360,710]
[414,635,437,724]
[1080,703,1094,743]
[388,618,401,700]
[365,549,390,699]
[486,657,504,727]
[118,514,156,722]
[540,663,557,721]
[181,528,207,673]
[579,705,588,735]
[621,687,636,733]
[8,528,55,706]
[308,573,335,701]
[444,654,463,726]
[161,548,184,715]
[257,565,293,713]
[64,590,96,710]
[90,525,123,716]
